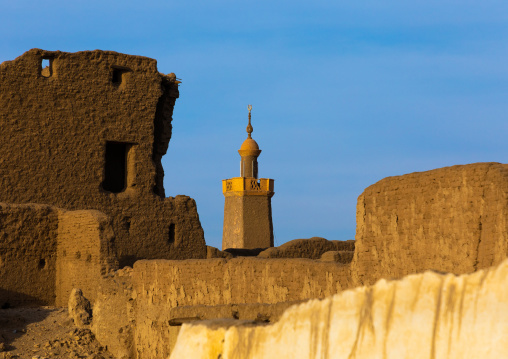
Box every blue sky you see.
[2,1,508,248]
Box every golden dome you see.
[240,138,259,151]
[238,138,261,157]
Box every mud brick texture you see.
[352,162,508,285]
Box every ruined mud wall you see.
[92,267,135,359]
[171,258,508,359]
[0,203,59,306]
[55,210,118,306]
[352,162,508,285]
[92,258,352,358]
[0,203,118,307]
[0,49,206,266]
[132,257,352,309]
[87,162,508,358]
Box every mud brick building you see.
[0,49,206,268]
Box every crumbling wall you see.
[92,267,135,359]
[0,203,119,307]
[0,49,206,266]
[352,162,508,285]
[91,257,352,358]
[133,257,352,308]
[88,162,508,358]
[0,203,59,307]
[55,210,118,306]
[134,258,351,358]
[153,74,178,198]
[171,257,508,359]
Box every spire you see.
[246,104,253,139]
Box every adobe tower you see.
[222,105,275,250]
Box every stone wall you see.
[171,257,508,359]
[352,162,508,285]
[0,203,59,307]
[0,49,206,266]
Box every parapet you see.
[222,177,274,196]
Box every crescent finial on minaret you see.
[246,104,253,139]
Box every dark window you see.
[111,66,131,86]
[168,223,175,244]
[38,259,46,269]
[102,142,130,193]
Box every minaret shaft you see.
[240,156,258,178]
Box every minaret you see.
[222,105,275,250]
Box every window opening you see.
[102,141,132,193]
[41,58,52,78]
[38,258,46,269]
[111,66,131,86]
[168,223,175,244]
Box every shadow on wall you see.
[0,288,44,310]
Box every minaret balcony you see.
[222,177,274,196]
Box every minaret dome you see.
[238,104,261,178]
